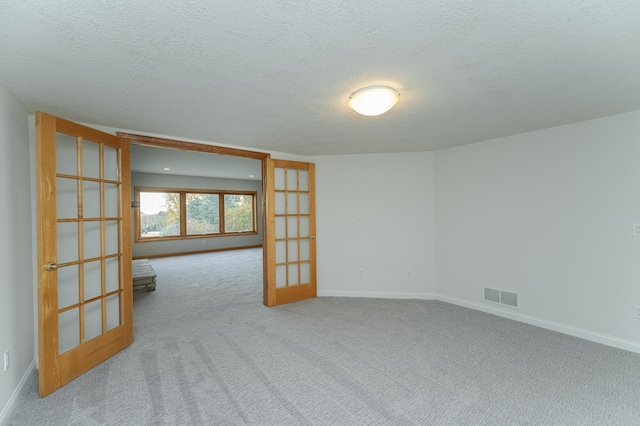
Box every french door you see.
[264,159,316,306]
[36,112,133,397]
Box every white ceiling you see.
[1,1,640,156]
[130,144,262,181]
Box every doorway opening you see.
[118,132,270,303]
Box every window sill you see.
[135,231,258,243]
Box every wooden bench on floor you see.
[132,259,157,292]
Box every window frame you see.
[134,187,258,242]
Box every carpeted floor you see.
[9,248,640,425]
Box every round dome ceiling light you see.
[348,85,400,116]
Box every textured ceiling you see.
[1,1,640,155]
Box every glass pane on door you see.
[105,258,119,293]
[84,222,101,259]
[82,140,100,179]
[287,193,298,214]
[106,294,120,331]
[300,262,310,284]
[58,265,79,309]
[104,184,119,217]
[274,168,285,190]
[288,264,299,285]
[276,241,286,263]
[56,133,77,176]
[85,299,103,341]
[299,217,309,237]
[299,193,309,214]
[298,170,309,191]
[103,145,118,181]
[83,181,101,218]
[84,260,102,301]
[276,265,287,288]
[275,192,285,215]
[57,223,79,264]
[288,240,298,262]
[287,169,297,190]
[57,178,78,219]
[300,240,310,261]
[105,221,119,255]
[275,217,286,239]
[287,216,298,238]
[58,308,80,354]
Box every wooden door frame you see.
[116,133,271,305]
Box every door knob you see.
[44,262,59,272]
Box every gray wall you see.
[435,110,640,350]
[131,172,263,258]
[0,87,34,422]
[314,152,436,298]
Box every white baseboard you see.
[436,294,640,354]
[0,359,36,426]
[318,290,436,300]
[317,290,640,354]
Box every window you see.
[135,188,257,241]
[186,193,220,235]
[224,194,254,233]
[139,191,180,238]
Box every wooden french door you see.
[36,112,133,397]
[264,159,316,306]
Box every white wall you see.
[131,172,263,258]
[314,152,436,298]
[435,110,640,350]
[0,88,35,423]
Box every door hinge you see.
[265,281,268,289]
[263,176,267,183]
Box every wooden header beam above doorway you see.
[117,132,270,160]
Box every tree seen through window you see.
[137,189,256,240]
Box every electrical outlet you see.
[3,350,8,372]
[352,220,357,229]
[635,305,640,319]
[359,269,364,278]
[633,224,640,236]
[407,271,412,279]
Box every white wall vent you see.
[500,291,518,308]
[483,287,500,303]
[483,287,519,309]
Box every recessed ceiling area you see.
[130,144,262,181]
[1,1,640,155]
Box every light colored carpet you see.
[9,248,640,425]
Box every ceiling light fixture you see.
[163,167,171,171]
[349,85,400,116]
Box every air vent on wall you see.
[500,291,518,308]
[483,287,519,308]
[483,287,500,304]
